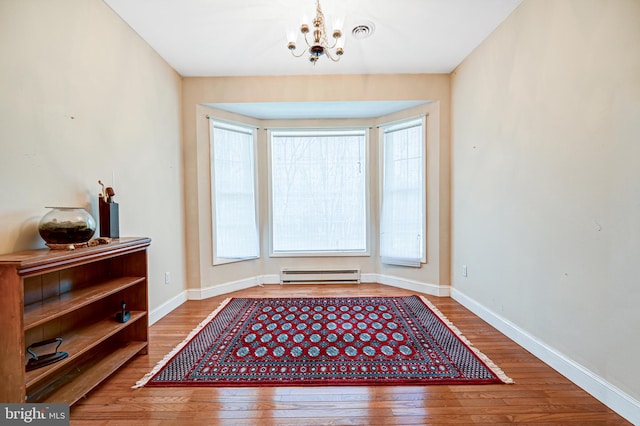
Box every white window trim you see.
[209,118,260,266]
[267,128,371,258]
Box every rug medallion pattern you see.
[140,296,510,387]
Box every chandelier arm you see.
[326,38,339,50]
[290,48,308,58]
[324,50,341,62]
[302,31,314,49]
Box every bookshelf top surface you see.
[0,237,151,274]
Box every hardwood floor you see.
[71,284,629,425]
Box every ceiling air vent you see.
[351,21,375,39]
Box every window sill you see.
[270,251,370,258]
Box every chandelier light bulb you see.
[286,28,297,44]
[333,17,344,32]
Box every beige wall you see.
[182,75,451,293]
[0,0,186,312]
[452,0,639,402]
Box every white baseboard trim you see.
[363,273,450,297]
[187,276,262,300]
[258,274,281,285]
[148,290,188,326]
[450,288,640,425]
[148,275,274,325]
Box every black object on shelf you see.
[26,337,69,371]
[115,301,130,323]
[99,198,119,238]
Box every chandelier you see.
[287,0,344,64]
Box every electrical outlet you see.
[164,272,171,285]
[462,265,468,277]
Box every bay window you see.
[380,117,426,266]
[269,129,369,256]
[209,119,259,264]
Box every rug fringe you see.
[417,295,514,384]
[132,297,233,389]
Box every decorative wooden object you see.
[0,237,150,405]
[99,199,119,238]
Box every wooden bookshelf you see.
[0,237,151,405]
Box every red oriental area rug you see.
[134,296,513,388]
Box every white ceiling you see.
[103,0,522,77]
[103,0,521,119]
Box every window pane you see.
[211,121,259,263]
[380,118,425,266]
[271,130,367,254]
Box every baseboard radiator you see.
[280,268,361,284]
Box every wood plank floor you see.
[71,284,629,425]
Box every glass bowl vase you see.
[38,207,96,248]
